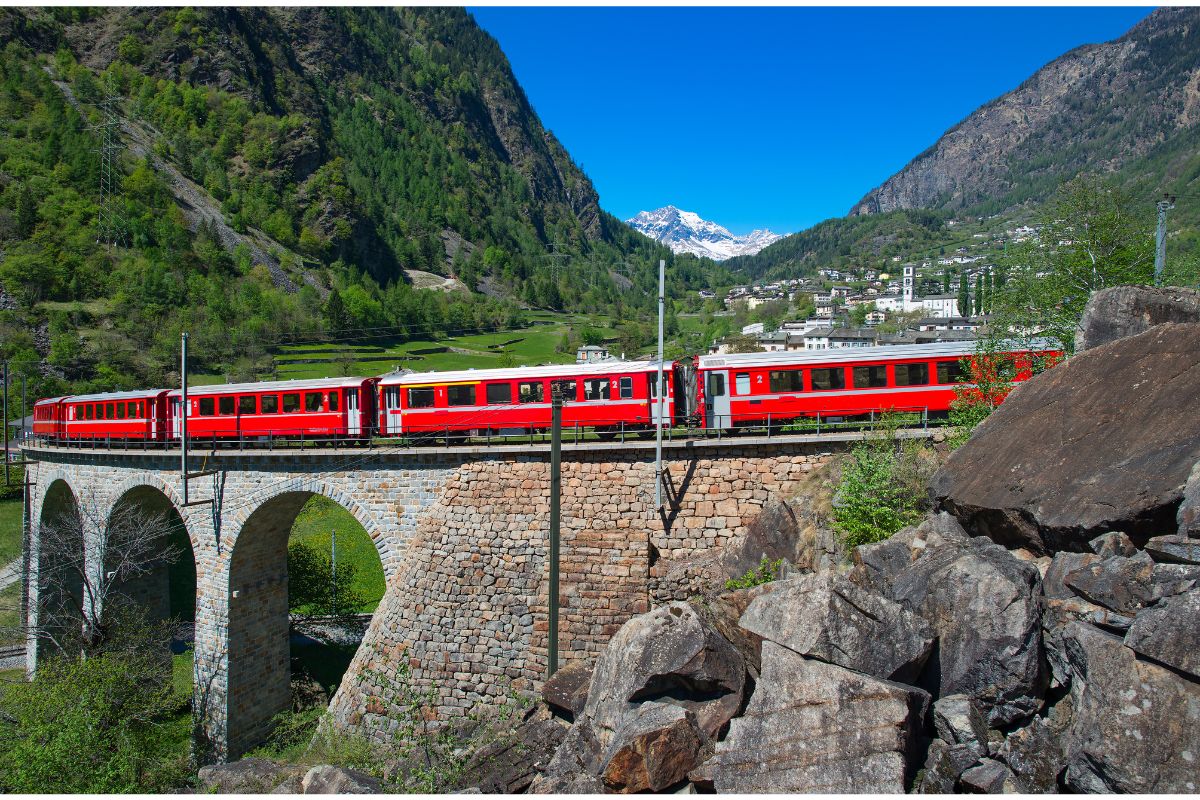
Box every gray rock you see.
[934,323,1200,553]
[960,758,1017,793]
[850,513,969,595]
[916,740,980,794]
[933,695,989,755]
[270,775,303,794]
[889,536,1046,725]
[455,705,567,793]
[700,641,929,793]
[541,659,592,719]
[1088,531,1136,558]
[198,759,306,794]
[1063,622,1200,792]
[582,602,745,743]
[600,702,705,793]
[1075,284,1200,351]
[998,713,1068,794]
[300,765,381,794]
[1041,552,1099,600]
[1179,459,1200,537]
[739,572,934,683]
[1144,533,1200,565]
[1064,551,1200,614]
[720,499,804,580]
[701,582,779,673]
[1123,588,1200,678]
[528,718,605,794]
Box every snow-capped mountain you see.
[626,205,785,261]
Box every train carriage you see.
[168,377,378,442]
[58,390,171,441]
[695,342,1056,430]
[32,397,68,442]
[377,360,682,438]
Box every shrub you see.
[724,556,783,591]
[287,539,366,617]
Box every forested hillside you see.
[0,7,725,397]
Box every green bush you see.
[724,556,783,591]
[831,418,936,548]
[287,539,366,617]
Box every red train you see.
[31,342,1057,445]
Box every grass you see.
[289,496,385,612]
[0,583,21,645]
[0,498,21,566]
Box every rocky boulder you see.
[739,572,934,683]
[1179,460,1200,536]
[1122,588,1200,678]
[1074,284,1200,351]
[455,706,568,794]
[889,536,1046,725]
[1062,622,1200,792]
[1144,533,1200,564]
[933,323,1200,553]
[959,759,1019,793]
[850,512,969,595]
[916,740,981,794]
[1088,531,1136,558]
[197,759,307,793]
[299,765,381,794]
[600,702,705,793]
[932,695,990,756]
[1063,550,1199,614]
[696,642,929,793]
[541,660,592,720]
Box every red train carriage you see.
[57,390,171,441]
[32,397,67,441]
[168,377,378,442]
[694,342,1057,430]
[377,361,682,438]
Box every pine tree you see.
[974,274,984,315]
[958,271,970,317]
[16,183,37,238]
[942,268,951,294]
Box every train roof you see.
[379,360,670,386]
[167,377,374,397]
[65,389,169,403]
[34,396,70,405]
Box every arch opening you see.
[226,491,385,757]
[30,479,83,660]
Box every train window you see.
[219,396,235,415]
[106,403,115,419]
[383,386,400,409]
[853,365,888,389]
[128,401,139,418]
[239,396,257,415]
[407,388,435,408]
[769,370,804,393]
[261,395,278,413]
[894,363,929,386]
[199,397,215,416]
[116,403,126,420]
[707,373,726,397]
[551,379,577,400]
[327,392,340,412]
[86,404,94,420]
[282,393,300,413]
[305,393,323,412]
[619,377,634,399]
[937,361,965,384]
[486,383,511,404]
[447,385,475,406]
[734,373,751,395]
[518,381,545,403]
[810,368,846,391]
[583,378,610,401]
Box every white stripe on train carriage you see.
[724,385,958,403]
[396,397,671,415]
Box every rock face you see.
[456,707,568,794]
[888,535,1046,725]
[933,323,1200,553]
[850,512,969,595]
[1062,622,1200,792]
[1144,533,1200,564]
[932,695,990,755]
[198,759,306,793]
[1179,460,1200,536]
[600,703,704,793]
[299,765,382,794]
[1062,550,1199,614]
[700,642,929,793]
[1122,589,1200,678]
[739,573,934,683]
[1075,285,1200,351]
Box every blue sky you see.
[469,7,1152,236]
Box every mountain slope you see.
[627,205,784,261]
[851,7,1200,218]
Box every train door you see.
[705,370,731,429]
[170,397,182,438]
[383,385,402,435]
[347,389,361,436]
[649,369,671,427]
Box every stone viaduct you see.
[20,432,886,761]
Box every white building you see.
[576,345,611,363]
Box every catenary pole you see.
[547,381,562,678]
[655,258,665,511]
[1155,194,1176,285]
[181,332,189,505]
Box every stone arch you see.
[223,477,401,579]
[31,476,83,662]
[104,483,197,630]
[224,487,388,757]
